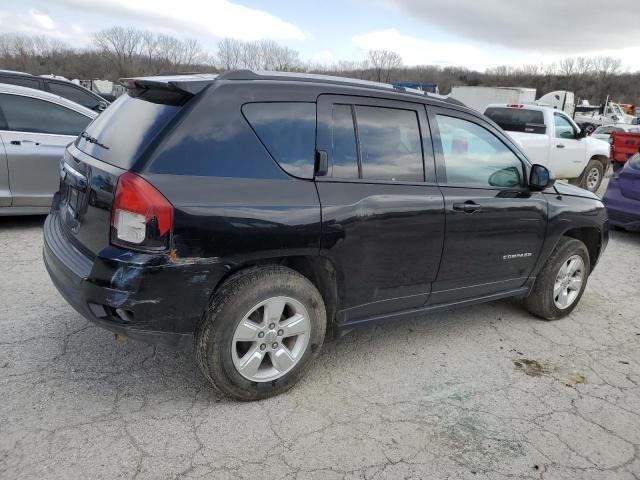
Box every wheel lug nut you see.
[260,344,266,351]
[269,323,276,329]
[258,332,265,338]
[277,329,284,336]
[272,342,278,349]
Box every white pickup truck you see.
[483,104,610,192]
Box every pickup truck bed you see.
[610,131,640,166]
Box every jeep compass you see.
[44,71,608,400]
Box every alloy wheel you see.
[553,254,585,309]
[231,296,310,382]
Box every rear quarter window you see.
[242,102,316,179]
[484,108,546,134]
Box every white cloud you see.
[28,8,55,30]
[385,0,640,53]
[353,28,494,70]
[0,9,66,38]
[55,0,307,42]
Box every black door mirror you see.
[576,128,587,139]
[529,164,555,191]
[97,101,108,112]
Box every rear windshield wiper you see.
[80,131,109,150]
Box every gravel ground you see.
[1,206,639,479]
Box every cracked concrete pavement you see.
[1,215,639,480]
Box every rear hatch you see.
[58,86,188,256]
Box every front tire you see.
[195,266,326,400]
[524,237,590,320]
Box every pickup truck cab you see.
[44,72,609,400]
[484,104,610,192]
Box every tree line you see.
[0,26,638,104]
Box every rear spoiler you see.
[118,74,219,96]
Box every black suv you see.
[0,70,109,112]
[44,71,608,400]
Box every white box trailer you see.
[449,86,537,113]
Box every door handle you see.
[556,144,565,149]
[10,140,40,146]
[453,201,480,213]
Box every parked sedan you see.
[0,70,109,112]
[0,84,97,215]
[591,124,640,142]
[603,153,640,231]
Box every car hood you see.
[553,182,601,200]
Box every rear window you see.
[242,102,316,179]
[484,108,546,134]
[75,92,181,168]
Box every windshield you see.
[75,92,182,169]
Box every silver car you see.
[591,124,640,142]
[0,83,97,215]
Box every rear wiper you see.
[80,131,109,150]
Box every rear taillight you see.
[110,172,173,252]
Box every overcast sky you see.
[2,0,640,71]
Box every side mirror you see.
[529,164,555,191]
[98,101,108,112]
[576,128,587,139]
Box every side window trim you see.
[426,105,528,190]
[316,94,435,185]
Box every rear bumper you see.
[43,213,225,346]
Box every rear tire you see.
[524,237,590,320]
[583,123,596,135]
[194,266,326,400]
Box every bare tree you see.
[217,38,243,70]
[92,26,144,78]
[368,50,402,83]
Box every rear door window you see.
[354,106,423,182]
[243,102,316,179]
[0,76,40,89]
[331,104,359,178]
[484,107,545,134]
[47,82,101,110]
[0,93,91,135]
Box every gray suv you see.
[0,84,97,215]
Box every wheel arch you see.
[562,226,603,272]
[212,255,339,335]
[589,154,609,172]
